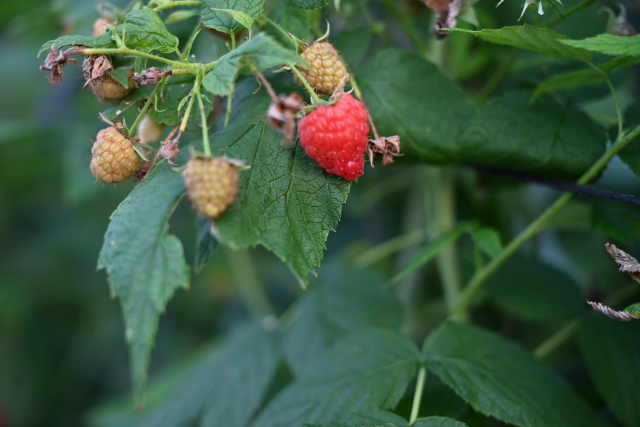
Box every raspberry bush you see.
[10,0,640,425]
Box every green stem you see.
[128,77,165,136]
[153,1,202,12]
[534,319,580,359]
[452,123,640,318]
[181,89,197,134]
[83,47,190,69]
[262,16,297,50]
[350,74,363,100]
[588,62,623,138]
[477,49,521,103]
[195,76,212,157]
[224,93,233,128]
[228,249,273,316]
[290,63,322,105]
[533,282,640,359]
[230,31,236,51]
[409,366,427,424]
[426,168,463,315]
[352,230,425,267]
[379,0,428,53]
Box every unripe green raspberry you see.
[182,157,239,219]
[298,42,349,95]
[137,114,165,144]
[90,127,143,183]
[89,68,135,102]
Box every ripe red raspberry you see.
[182,157,239,219]
[90,127,143,183]
[298,93,369,180]
[298,42,349,95]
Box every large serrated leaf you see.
[202,33,305,96]
[282,263,403,375]
[37,8,177,59]
[579,315,640,427]
[138,323,279,427]
[560,34,640,57]
[294,0,328,9]
[460,92,606,179]
[254,328,420,427]
[303,411,409,426]
[422,322,608,427]
[202,79,350,282]
[449,25,592,63]
[413,418,469,427]
[120,9,179,53]
[482,254,585,320]
[358,50,477,163]
[201,0,265,33]
[97,160,189,402]
[37,33,114,59]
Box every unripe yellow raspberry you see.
[298,42,350,95]
[90,127,143,183]
[182,157,239,219]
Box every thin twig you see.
[475,166,640,207]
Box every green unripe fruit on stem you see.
[90,127,143,183]
[183,157,239,219]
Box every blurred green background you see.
[1,0,639,425]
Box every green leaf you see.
[389,222,473,284]
[201,0,264,33]
[202,33,305,96]
[482,254,585,321]
[209,79,350,282]
[358,50,477,164]
[282,263,403,375]
[164,9,201,24]
[149,75,212,126]
[560,34,640,57]
[579,315,640,427]
[269,0,310,47]
[531,69,604,103]
[37,33,114,59]
[460,92,606,179]
[423,322,607,427]
[531,57,640,102]
[110,67,132,89]
[449,25,592,63]
[121,9,179,53]
[293,0,328,9]
[303,411,409,426]
[470,226,502,259]
[195,216,217,273]
[624,302,640,316]
[97,160,189,402]
[254,328,420,427]
[413,417,469,427]
[212,8,255,37]
[139,323,279,427]
[590,204,640,245]
[38,9,180,58]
